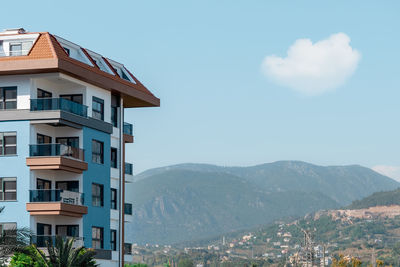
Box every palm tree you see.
[0,227,31,264]
[21,236,98,267]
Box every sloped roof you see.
[0,32,159,108]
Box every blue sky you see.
[3,1,400,178]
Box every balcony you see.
[123,122,134,143]
[31,98,88,117]
[26,189,87,218]
[26,144,88,174]
[31,236,84,248]
[125,162,133,183]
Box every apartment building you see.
[0,28,159,267]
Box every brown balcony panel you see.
[26,203,88,218]
[123,134,134,143]
[26,156,88,173]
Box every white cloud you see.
[372,165,400,182]
[262,33,361,95]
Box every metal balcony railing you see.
[31,236,84,248]
[29,189,85,206]
[29,144,85,161]
[123,122,133,136]
[125,163,133,175]
[30,98,88,117]
[124,203,133,215]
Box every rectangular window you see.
[0,87,17,110]
[60,94,83,105]
[56,225,79,237]
[37,134,52,144]
[111,147,117,168]
[92,96,104,121]
[0,223,17,236]
[37,89,52,98]
[111,95,119,127]
[92,227,103,249]
[56,137,79,148]
[0,132,17,156]
[9,43,22,56]
[110,230,117,251]
[124,243,132,255]
[0,177,17,201]
[92,140,104,164]
[111,188,117,210]
[92,183,103,207]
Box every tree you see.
[0,227,31,265]
[19,236,98,267]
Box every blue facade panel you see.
[82,126,111,249]
[0,121,31,229]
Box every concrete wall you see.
[0,120,31,228]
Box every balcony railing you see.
[29,144,85,161]
[123,122,133,136]
[30,98,88,117]
[124,203,133,215]
[32,236,84,248]
[125,163,133,175]
[29,189,84,206]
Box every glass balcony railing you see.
[125,163,133,175]
[29,144,85,161]
[31,236,84,248]
[30,98,88,117]
[123,122,133,136]
[124,203,133,215]
[29,189,85,206]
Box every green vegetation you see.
[124,264,148,267]
[347,187,400,209]
[0,227,31,266]
[13,237,97,267]
[131,161,399,244]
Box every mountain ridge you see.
[127,161,399,244]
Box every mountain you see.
[127,161,399,244]
[347,187,400,209]
[136,161,399,205]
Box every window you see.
[63,47,70,56]
[111,95,119,127]
[37,134,52,144]
[56,137,79,148]
[60,94,83,105]
[37,89,52,98]
[9,43,22,56]
[124,243,132,255]
[0,87,17,110]
[92,183,103,207]
[124,203,132,215]
[0,132,17,156]
[110,230,117,251]
[111,147,117,168]
[92,140,104,164]
[92,97,104,120]
[92,227,103,249]
[0,178,17,201]
[111,188,117,210]
[0,223,17,236]
[56,181,79,192]
[56,225,79,237]
[121,71,131,81]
